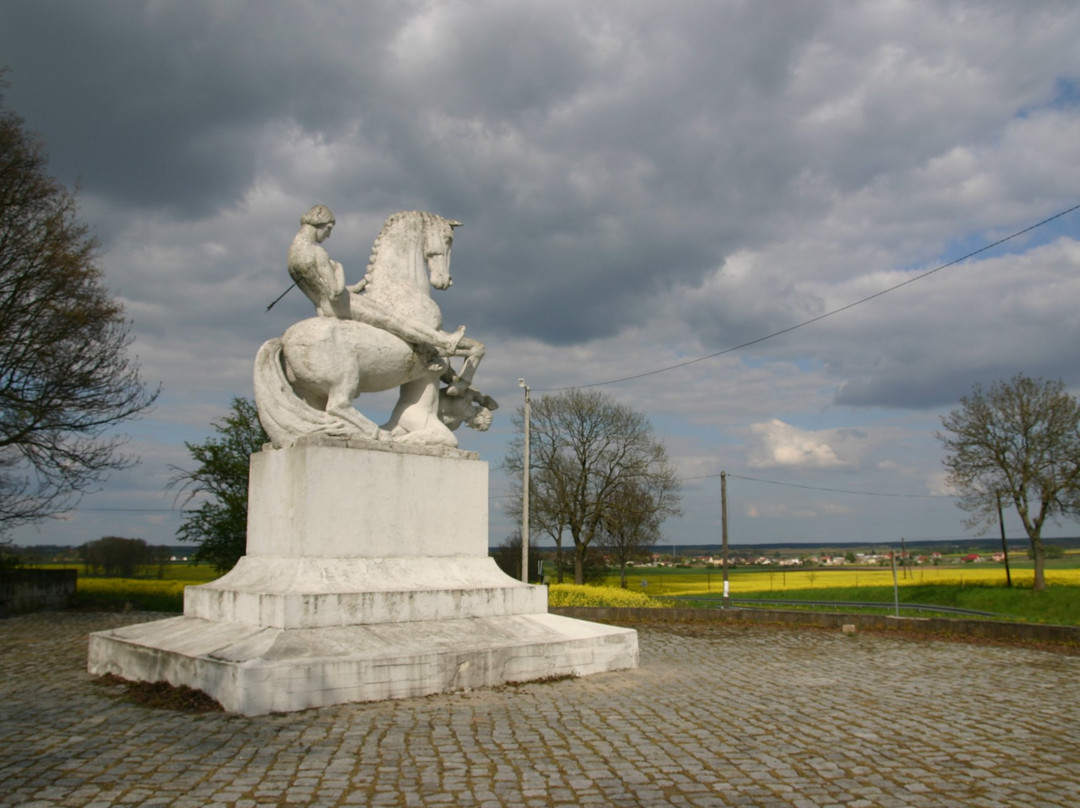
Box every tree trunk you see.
[555,537,564,584]
[1016,501,1047,591]
[1019,510,1047,591]
[619,564,628,588]
[1030,536,1046,591]
[574,548,584,585]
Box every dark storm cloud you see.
[3,1,1080,549]
[1,0,842,345]
[0,1,846,349]
[0,2,403,215]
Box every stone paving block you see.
[2,612,1080,807]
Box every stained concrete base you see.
[88,443,638,715]
[87,612,637,715]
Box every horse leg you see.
[444,338,485,397]
[325,372,386,440]
[386,374,458,447]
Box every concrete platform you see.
[182,556,549,628]
[88,443,638,715]
[88,612,637,715]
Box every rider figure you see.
[287,205,465,360]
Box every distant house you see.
[961,553,981,563]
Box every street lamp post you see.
[518,379,531,584]
[721,471,729,607]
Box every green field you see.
[602,563,1080,596]
[32,558,1080,626]
[588,561,1080,625]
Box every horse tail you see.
[253,337,346,447]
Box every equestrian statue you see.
[254,206,495,449]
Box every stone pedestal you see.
[88,443,638,715]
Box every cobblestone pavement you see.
[2,612,1078,808]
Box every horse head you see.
[423,215,461,290]
[367,211,462,293]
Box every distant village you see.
[637,549,1018,568]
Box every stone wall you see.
[0,569,76,617]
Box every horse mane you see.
[366,210,441,280]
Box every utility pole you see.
[721,471,729,607]
[890,549,900,618]
[518,379,531,584]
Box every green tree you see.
[170,397,267,572]
[79,535,150,578]
[0,82,158,536]
[936,375,1080,591]
[502,389,681,585]
[0,538,20,568]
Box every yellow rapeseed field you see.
[76,577,189,602]
[63,563,220,609]
[547,584,671,609]
[606,565,1080,596]
[731,566,1080,593]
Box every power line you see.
[685,471,953,498]
[76,507,190,513]
[538,202,1080,391]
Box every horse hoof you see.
[445,380,468,397]
[395,429,458,448]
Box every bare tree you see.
[502,389,680,585]
[0,84,158,535]
[502,427,571,582]
[936,375,1080,591]
[599,477,681,588]
[491,530,540,582]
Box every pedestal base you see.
[88,612,636,715]
[88,443,638,714]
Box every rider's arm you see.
[328,259,346,298]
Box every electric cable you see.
[683,471,953,498]
[537,202,1080,391]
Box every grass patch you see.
[596,565,1080,626]
[685,583,1080,626]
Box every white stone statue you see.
[255,207,494,449]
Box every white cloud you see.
[745,420,862,470]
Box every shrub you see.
[547,583,671,609]
[74,578,187,612]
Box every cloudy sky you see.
[3,0,1080,550]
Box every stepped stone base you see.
[88,443,637,715]
[88,612,636,715]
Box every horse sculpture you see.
[254,210,492,449]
